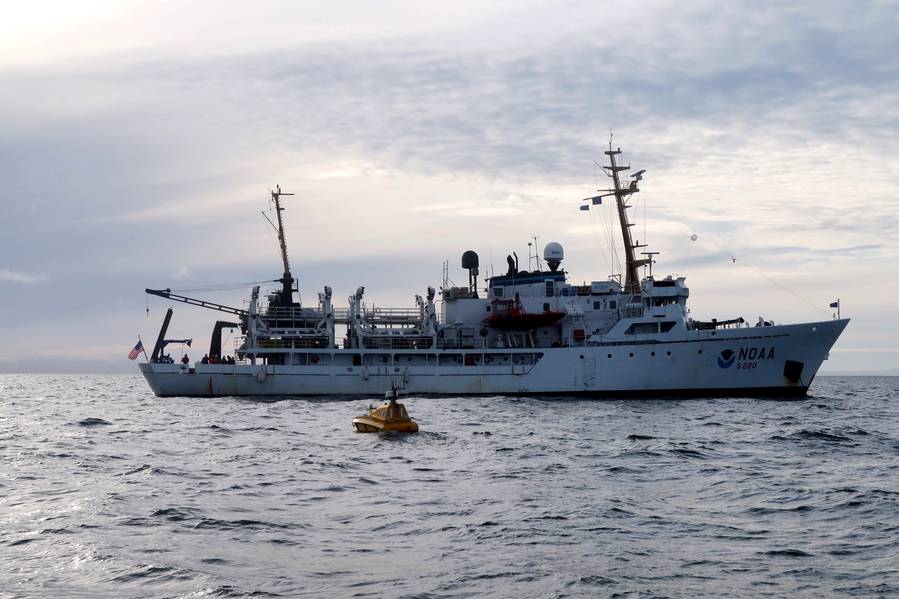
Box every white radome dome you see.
[544,241,564,262]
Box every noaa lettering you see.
[720,347,777,370]
[738,347,775,360]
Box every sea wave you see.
[0,374,896,597]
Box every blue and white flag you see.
[829,300,840,309]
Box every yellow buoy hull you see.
[352,400,419,433]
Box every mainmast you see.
[271,185,295,306]
[603,144,648,294]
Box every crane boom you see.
[145,288,248,317]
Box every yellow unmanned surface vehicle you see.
[353,385,419,433]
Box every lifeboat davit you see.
[352,387,419,433]
[487,299,566,330]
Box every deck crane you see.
[144,288,247,360]
[144,288,248,317]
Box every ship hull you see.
[139,319,847,398]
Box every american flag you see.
[128,340,144,361]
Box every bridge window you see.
[545,280,554,297]
[653,297,679,307]
[660,322,676,333]
[494,286,504,298]
[593,300,602,310]
[625,322,659,335]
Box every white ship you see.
[139,144,848,398]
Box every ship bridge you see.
[488,271,566,299]
[641,276,689,308]
[488,271,566,287]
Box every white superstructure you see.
[138,147,848,398]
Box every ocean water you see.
[1,375,898,598]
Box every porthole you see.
[651,352,655,356]
[698,349,703,354]
[607,353,612,358]
[666,351,671,356]
[629,352,634,358]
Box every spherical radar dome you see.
[544,242,564,272]
[543,242,564,262]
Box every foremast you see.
[603,144,649,294]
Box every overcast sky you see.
[1,0,897,373]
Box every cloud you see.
[0,268,47,284]
[1,1,898,372]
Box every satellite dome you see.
[544,242,564,261]
[544,242,564,272]
[461,250,479,270]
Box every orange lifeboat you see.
[487,299,566,330]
